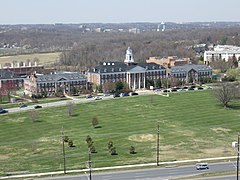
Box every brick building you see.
[87,47,166,90]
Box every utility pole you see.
[157,122,160,166]
[237,134,239,180]
[88,148,92,180]
[61,127,66,174]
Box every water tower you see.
[161,22,165,32]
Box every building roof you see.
[34,72,86,83]
[0,69,21,80]
[89,62,165,74]
[170,64,212,73]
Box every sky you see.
[1,0,240,24]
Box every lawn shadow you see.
[228,104,240,110]
[94,125,102,129]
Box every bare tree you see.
[92,117,99,128]
[214,84,235,108]
[30,110,38,122]
[66,101,75,116]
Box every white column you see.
[144,73,146,89]
[138,73,141,89]
[129,73,131,89]
[133,73,136,90]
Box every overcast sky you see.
[1,0,240,24]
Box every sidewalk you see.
[0,156,236,179]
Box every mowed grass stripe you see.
[0,90,240,173]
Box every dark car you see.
[19,103,27,108]
[171,89,177,92]
[198,87,204,90]
[188,87,195,91]
[0,109,8,114]
[86,95,93,99]
[130,92,138,96]
[113,93,120,98]
[34,105,42,109]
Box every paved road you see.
[39,162,236,180]
[6,95,115,114]
[5,91,153,114]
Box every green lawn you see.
[0,90,239,174]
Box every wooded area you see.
[1,24,240,69]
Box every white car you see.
[196,163,209,170]
[95,96,102,100]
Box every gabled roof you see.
[127,66,146,73]
[170,64,212,73]
[35,72,86,82]
[0,69,20,79]
[88,61,165,74]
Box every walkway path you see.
[0,156,236,179]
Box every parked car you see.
[130,92,138,96]
[196,163,209,170]
[103,93,111,97]
[171,89,177,92]
[162,89,170,93]
[94,96,102,100]
[19,103,27,108]
[197,87,204,90]
[113,93,120,98]
[86,95,93,99]
[188,87,195,91]
[120,92,129,97]
[34,105,42,109]
[0,108,8,114]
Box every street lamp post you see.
[157,122,160,166]
[233,134,240,180]
[88,148,92,180]
[237,134,239,180]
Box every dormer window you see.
[104,68,107,72]
[119,68,122,71]
[152,66,155,69]
[146,66,148,70]
[112,68,114,72]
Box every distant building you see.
[0,69,23,89]
[204,45,240,66]
[0,61,44,77]
[146,56,190,68]
[87,47,166,90]
[129,28,140,34]
[170,64,212,83]
[24,72,88,96]
[161,22,165,32]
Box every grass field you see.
[0,90,240,175]
[0,52,61,65]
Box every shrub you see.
[63,136,69,142]
[110,147,118,155]
[129,146,136,154]
[68,139,74,147]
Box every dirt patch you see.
[7,117,26,123]
[0,155,9,160]
[37,137,60,143]
[128,134,157,142]
[211,127,231,134]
